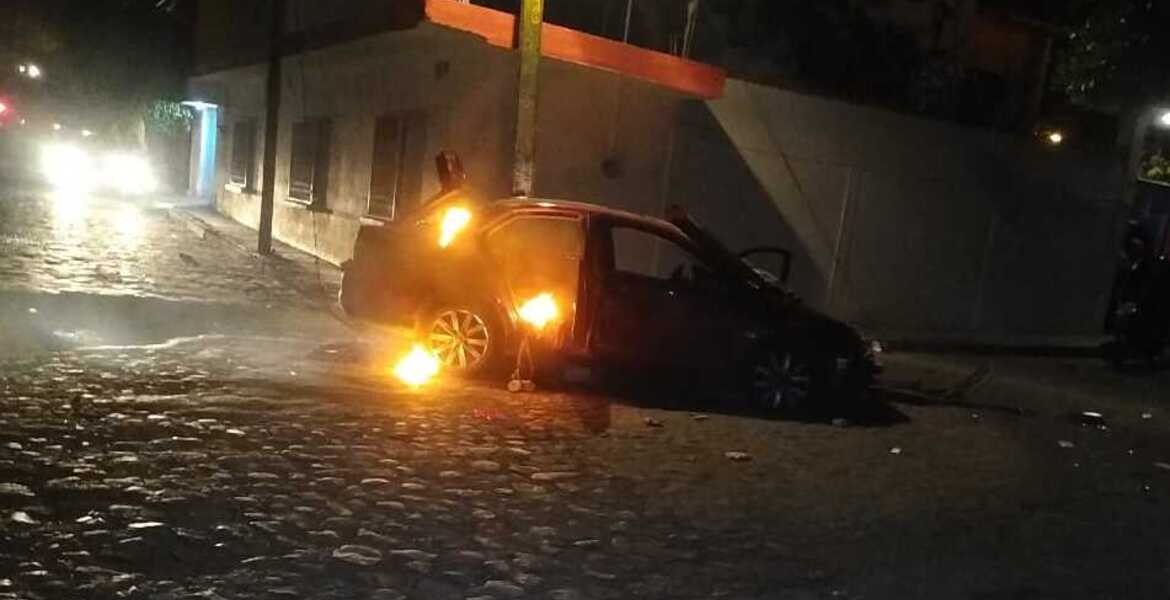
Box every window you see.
[288,118,331,206]
[609,225,710,284]
[368,112,426,219]
[229,119,256,190]
[486,215,584,305]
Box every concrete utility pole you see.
[512,0,544,197]
[258,0,287,255]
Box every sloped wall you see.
[674,80,1121,341]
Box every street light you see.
[17,63,42,79]
[1159,110,1170,128]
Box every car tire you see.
[743,345,831,414]
[421,303,504,377]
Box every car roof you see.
[490,197,686,236]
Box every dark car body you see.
[341,191,877,409]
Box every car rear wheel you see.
[425,306,500,376]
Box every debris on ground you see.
[1075,411,1107,429]
[11,511,37,524]
[889,447,902,455]
[643,417,663,428]
[1058,440,1075,449]
[332,544,382,566]
[1142,412,1153,420]
[179,252,199,266]
[1154,462,1170,471]
[0,483,34,497]
[507,379,536,393]
[724,451,752,462]
[831,418,849,428]
[691,414,709,421]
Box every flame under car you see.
[341,194,878,412]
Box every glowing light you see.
[52,123,62,131]
[17,65,25,74]
[26,64,41,79]
[1046,131,1064,145]
[0,102,7,115]
[110,205,145,243]
[518,292,559,331]
[102,153,157,196]
[48,190,88,229]
[41,143,97,192]
[393,344,441,388]
[1160,111,1170,128]
[438,206,472,248]
[81,129,93,137]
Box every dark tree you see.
[1051,0,1170,111]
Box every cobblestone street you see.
[3,189,1170,599]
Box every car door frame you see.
[479,207,591,354]
[581,214,746,371]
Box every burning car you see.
[341,189,879,412]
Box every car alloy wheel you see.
[428,309,491,370]
[751,349,812,411]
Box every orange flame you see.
[518,292,558,331]
[438,206,471,248]
[392,344,440,388]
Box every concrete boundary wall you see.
[671,80,1121,342]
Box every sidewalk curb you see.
[169,208,260,259]
[881,339,1104,358]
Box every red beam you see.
[423,0,725,99]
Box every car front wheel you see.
[746,347,828,413]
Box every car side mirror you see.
[738,247,792,285]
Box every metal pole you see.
[622,0,634,43]
[512,0,544,197]
[258,0,286,255]
[681,0,699,58]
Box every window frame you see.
[367,114,405,220]
[228,118,257,192]
[600,221,711,283]
[367,111,426,220]
[484,211,587,318]
[287,117,331,208]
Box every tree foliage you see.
[1143,152,1170,184]
[1051,0,1170,111]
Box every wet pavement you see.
[3,187,1170,599]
